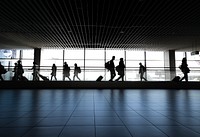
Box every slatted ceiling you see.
[1,0,200,50]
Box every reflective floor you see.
[0,89,200,137]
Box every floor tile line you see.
[165,116,200,135]
[57,93,85,137]
[128,105,170,137]
[102,92,134,137]
[93,90,97,137]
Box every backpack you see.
[77,67,81,73]
[116,65,120,72]
[105,61,111,70]
[143,66,146,72]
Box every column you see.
[164,50,176,81]
[34,48,41,70]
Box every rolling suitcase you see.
[96,75,103,81]
[172,76,180,82]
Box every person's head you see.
[53,64,55,66]
[120,58,123,61]
[112,56,115,60]
[139,62,142,66]
[74,63,77,67]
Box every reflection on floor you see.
[0,89,200,137]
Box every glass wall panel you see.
[187,52,200,81]
[0,49,34,80]
[126,51,144,81]
[21,49,34,80]
[0,49,20,80]
[146,51,164,81]
[85,49,104,81]
[64,49,84,81]
[5,48,200,82]
[41,49,63,80]
[175,52,186,81]
[105,49,125,81]
[176,51,200,81]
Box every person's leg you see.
[0,75,4,81]
[140,73,142,81]
[180,76,185,81]
[75,75,80,81]
[142,77,147,81]
[55,76,57,81]
[115,76,120,81]
[73,76,75,81]
[109,71,113,81]
[113,71,116,79]
[185,73,188,82]
[67,76,71,81]
[122,75,124,81]
[111,71,116,81]
[142,73,147,81]
[35,73,39,81]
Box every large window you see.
[3,48,200,81]
[41,49,64,80]
[176,51,200,81]
[126,50,144,81]
[85,49,104,81]
[0,49,34,80]
[105,49,125,80]
[32,49,166,81]
[146,51,164,81]
[64,49,84,80]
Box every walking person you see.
[63,62,71,81]
[29,62,39,81]
[109,56,116,81]
[51,64,57,81]
[12,62,18,81]
[179,57,190,82]
[17,60,24,81]
[73,63,81,81]
[115,58,126,81]
[139,62,147,81]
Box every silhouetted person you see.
[51,64,57,81]
[29,62,39,81]
[115,58,125,81]
[73,63,81,81]
[12,62,18,81]
[179,57,190,82]
[63,62,71,81]
[109,56,116,81]
[17,60,24,81]
[0,62,6,81]
[139,62,147,81]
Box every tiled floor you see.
[0,89,200,137]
